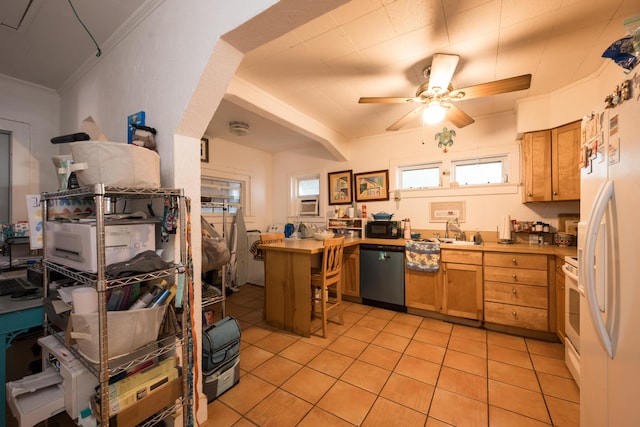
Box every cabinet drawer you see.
[484,281,548,309]
[484,301,548,331]
[441,249,482,265]
[484,252,547,270]
[484,266,547,286]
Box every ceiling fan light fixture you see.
[423,102,448,125]
[229,121,250,136]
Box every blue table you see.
[1,292,43,424]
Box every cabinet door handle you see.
[512,274,517,280]
[512,288,518,295]
[511,258,517,264]
[512,311,518,318]
[553,191,558,196]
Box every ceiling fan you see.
[359,53,532,130]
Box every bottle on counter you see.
[403,218,411,239]
[362,204,367,219]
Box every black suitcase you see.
[202,316,241,401]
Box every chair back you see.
[321,237,345,284]
[260,232,285,244]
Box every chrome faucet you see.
[445,217,459,239]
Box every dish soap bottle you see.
[404,218,411,239]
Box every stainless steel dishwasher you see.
[359,243,406,312]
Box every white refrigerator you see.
[579,77,640,427]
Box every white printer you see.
[6,334,99,426]
[45,221,155,272]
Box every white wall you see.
[55,1,279,423]
[0,75,60,222]
[270,110,580,237]
[517,61,629,133]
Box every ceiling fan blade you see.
[450,74,532,101]
[445,103,475,128]
[359,96,421,104]
[386,106,424,131]
[428,53,459,92]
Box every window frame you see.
[451,154,509,186]
[397,162,443,190]
[201,175,245,216]
[292,173,321,217]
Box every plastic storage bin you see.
[70,305,167,363]
[70,141,160,188]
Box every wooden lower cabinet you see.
[484,301,548,330]
[442,261,483,320]
[484,252,551,332]
[341,246,360,298]
[406,249,483,321]
[405,268,440,312]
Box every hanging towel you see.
[405,240,441,272]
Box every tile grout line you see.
[220,289,575,426]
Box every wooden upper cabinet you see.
[551,121,581,201]
[522,129,552,202]
[522,120,580,203]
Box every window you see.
[201,176,243,214]
[452,155,508,185]
[296,175,320,197]
[294,174,320,216]
[398,163,441,189]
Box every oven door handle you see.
[561,264,582,295]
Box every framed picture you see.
[354,169,389,202]
[200,138,209,163]
[558,213,580,235]
[328,170,353,205]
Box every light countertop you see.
[259,237,577,258]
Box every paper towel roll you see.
[499,215,512,241]
[71,287,98,314]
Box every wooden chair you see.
[259,232,285,245]
[310,236,345,337]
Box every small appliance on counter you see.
[366,220,400,239]
[299,223,319,238]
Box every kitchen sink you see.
[442,240,477,246]
[427,238,479,246]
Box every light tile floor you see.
[204,285,579,427]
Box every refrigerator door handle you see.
[584,179,614,358]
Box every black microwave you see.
[366,221,401,239]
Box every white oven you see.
[562,255,581,386]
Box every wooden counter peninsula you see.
[258,237,360,337]
[258,235,576,337]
